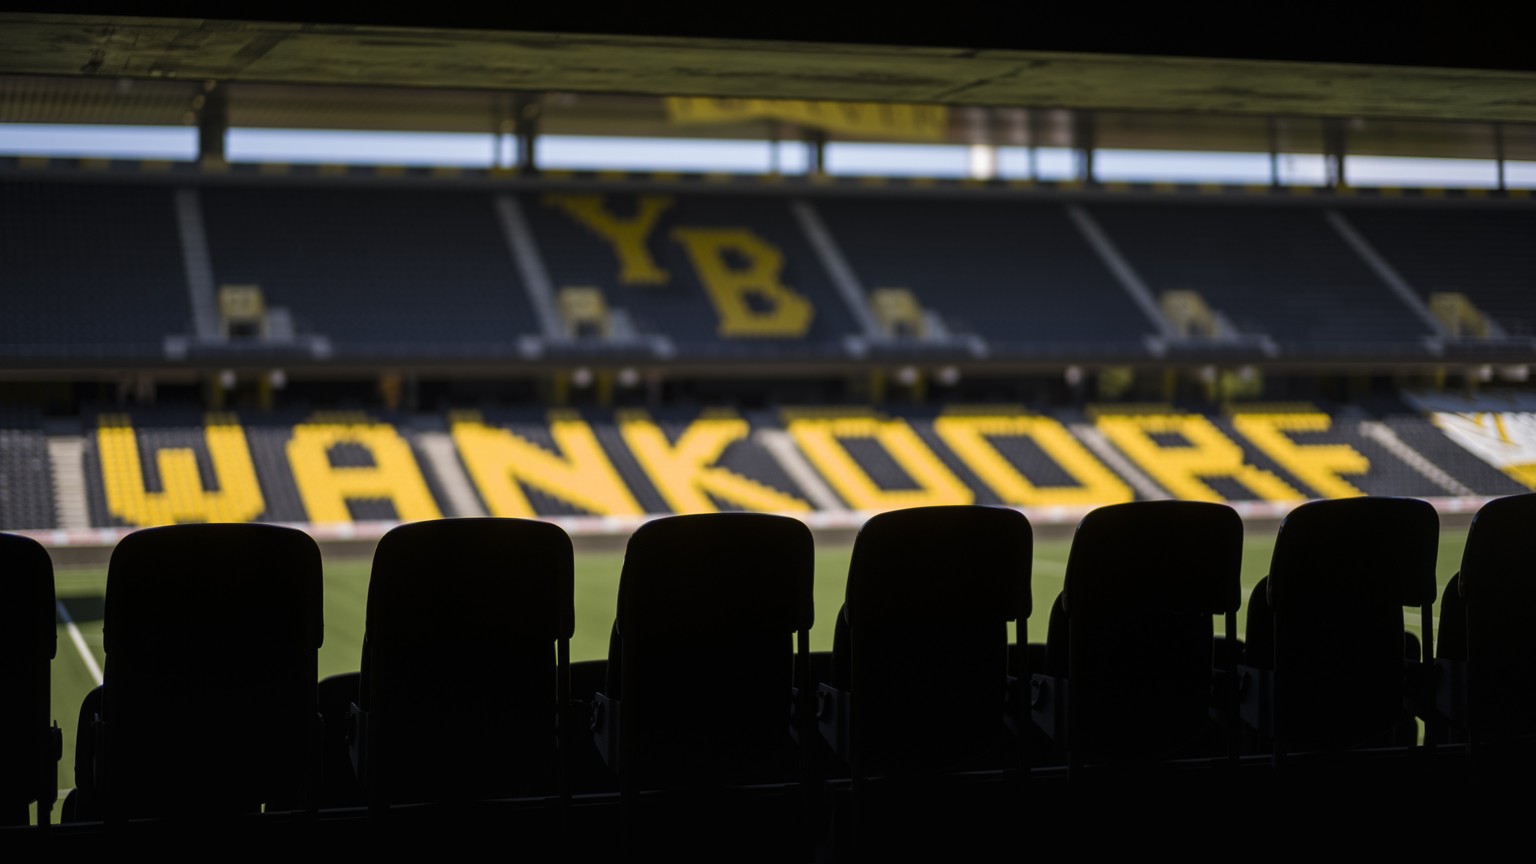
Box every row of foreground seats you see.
[3,495,1534,835]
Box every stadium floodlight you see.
[617,367,641,388]
[218,369,236,390]
[269,369,287,390]
[571,367,594,388]
[935,366,961,387]
[895,366,919,386]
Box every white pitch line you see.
[56,600,103,686]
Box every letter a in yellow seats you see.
[287,414,441,524]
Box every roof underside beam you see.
[5,13,1536,124]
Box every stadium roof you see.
[3,5,1536,127]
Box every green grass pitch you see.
[43,525,1472,817]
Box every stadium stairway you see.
[43,437,87,531]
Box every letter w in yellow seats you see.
[97,413,265,526]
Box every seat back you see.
[840,505,1031,775]
[0,533,55,822]
[1454,493,1536,743]
[1057,500,1242,761]
[1265,497,1437,751]
[609,513,813,788]
[101,523,322,816]
[358,517,574,803]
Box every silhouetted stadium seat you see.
[1031,501,1243,771]
[349,518,574,807]
[817,505,1031,777]
[1433,493,1536,752]
[593,513,814,790]
[1240,497,1438,761]
[0,533,59,826]
[91,523,323,818]
[591,513,815,857]
[814,505,1030,858]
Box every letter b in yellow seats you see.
[672,228,815,338]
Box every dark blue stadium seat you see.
[1345,207,1536,338]
[0,408,58,531]
[815,198,1153,357]
[200,187,542,357]
[0,181,192,361]
[1089,202,1433,353]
